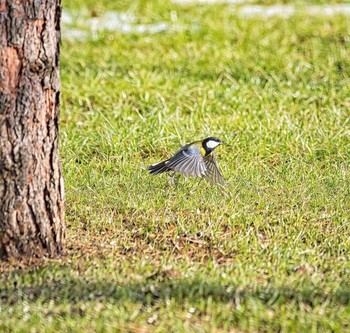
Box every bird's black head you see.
[202,137,223,155]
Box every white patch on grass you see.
[172,0,247,4]
[62,10,191,41]
[62,28,88,41]
[62,4,350,41]
[307,4,350,16]
[171,0,350,16]
[238,5,295,18]
[238,4,350,18]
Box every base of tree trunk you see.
[0,0,65,258]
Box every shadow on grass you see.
[2,265,350,309]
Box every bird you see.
[148,137,225,185]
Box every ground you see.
[1,0,350,332]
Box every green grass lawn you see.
[1,0,350,332]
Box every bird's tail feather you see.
[148,160,169,175]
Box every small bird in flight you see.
[148,137,225,185]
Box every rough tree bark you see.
[0,0,65,258]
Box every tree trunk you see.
[0,0,65,258]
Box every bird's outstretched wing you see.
[165,147,207,177]
[203,153,225,185]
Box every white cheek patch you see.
[206,140,220,149]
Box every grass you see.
[1,0,350,331]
